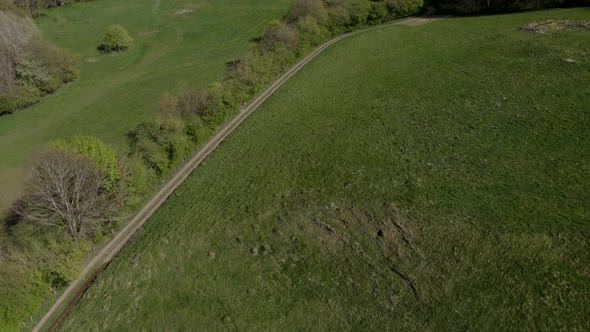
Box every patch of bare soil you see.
[174,8,194,16]
[397,15,451,26]
[521,20,590,33]
[137,30,159,38]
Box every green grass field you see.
[58,8,590,330]
[0,0,291,214]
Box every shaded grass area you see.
[0,0,291,213]
[59,8,590,330]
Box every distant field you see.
[59,8,589,330]
[0,0,291,213]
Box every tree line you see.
[424,0,586,13]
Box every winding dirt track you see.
[32,17,443,332]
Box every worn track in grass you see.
[32,17,443,332]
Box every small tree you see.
[101,24,133,52]
[15,149,115,242]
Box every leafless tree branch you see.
[14,149,115,242]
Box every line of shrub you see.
[0,0,424,330]
[130,0,423,187]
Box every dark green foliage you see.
[0,224,90,331]
[368,2,388,23]
[386,0,423,16]
[326,6,352,34]
[132,116,194,176]
[347,2,368,27]
[118,155,156,207]
[295,15,330,52]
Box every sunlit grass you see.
[59,8,590,330]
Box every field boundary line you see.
[31,16,440,332]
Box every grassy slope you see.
[0,0,290,213]
[60,8,590,330]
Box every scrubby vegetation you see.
[2,135,117,330]
[0,6,78,115]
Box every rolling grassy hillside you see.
[0,0,291,214]
[59,8,590,330]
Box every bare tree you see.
[0,11,38,96]
[15,149,115,242]
[0,11,38,60]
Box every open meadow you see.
[57,8,590,330]
[0,0,291,214]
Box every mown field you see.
[59,8,589,330]
[0,0,291,214]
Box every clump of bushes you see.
[385,0,424,17]
[100,24,134,52]
[1,133,126,330]
[51,135,120,192]
[0,10,79,115]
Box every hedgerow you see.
[0,1,423,330]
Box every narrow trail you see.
[32,16,444,332]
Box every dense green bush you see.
[118,154,157,207]
[132,116,194,176]
[386,0,424,16]
[326,5,352,34]
[287,0,328,25]
[0,222,91,331]
[101,24,134,52]
[295,15,329,52]
[260,20,300,53]
[0,11,78,115]
[347,2,368,27]
[368,2,389,23]
[52,135,120,192]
